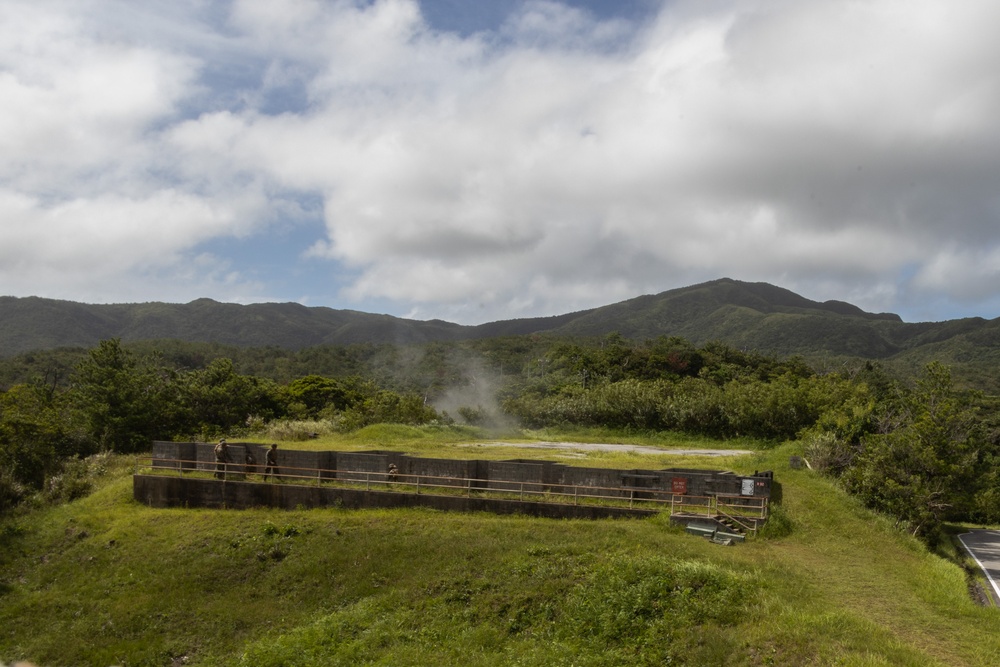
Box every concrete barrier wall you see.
[486,461,546,492]
[335,452,390,482]
[152,441,197,472]
[559,466,623,489]
[150,441,771,500]
[133,475,658,521]
[399,457,482,488]
[279,450,332,482]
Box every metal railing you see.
[716,495,770,534]
[136,456,769,531]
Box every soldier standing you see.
[214,439,230,479]
[264,443,280,481]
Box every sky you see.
[2,0,999,325]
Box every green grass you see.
[3,433,1000,666]
[259,423,761,471]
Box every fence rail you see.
[136,456,768,533]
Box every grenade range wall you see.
[132,474,661,520]
[138,441,773,522]
[149,441,772,500]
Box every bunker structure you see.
[135,441,773,540]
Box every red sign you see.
[671,477,688,494]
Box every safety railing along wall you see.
[136,454,770,531]
[150,442,773,499]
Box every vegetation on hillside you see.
[3,323,1000,664]
[4,280,1000,395]
[2,443,1000,666]
[3,332,1000,546]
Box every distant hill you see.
[469,279,908,357]
[2,279,998,384]
[0,295,466,355]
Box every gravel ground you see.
[462,441,754,457]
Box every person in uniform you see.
[264,443,280,481]
[214,439,229,479]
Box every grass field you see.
[2,426,999,666]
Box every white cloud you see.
[914,245,1000,301]
[0,187,262,276]
[2,0,999,323]
[281,0,1000,320]
[0,2,197,187]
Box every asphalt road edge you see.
[958,531,1000,607]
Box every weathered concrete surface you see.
[150,441,773,500]
[133,475,659,521]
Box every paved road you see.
[958,529,1000,606]
[464,441,754,457]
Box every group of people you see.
[213,439,281,481]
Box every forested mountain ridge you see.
[1,278,996,364]
[3,280,1000,548]
[0,295,466,355]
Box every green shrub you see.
[43,457,95,504]
[261,419,338,441]
[0,472,28,517]
[802,431,856,475]
[560,556,760,663]
[756,504,793,539]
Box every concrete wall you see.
[149,441,772,500]
[133,475,658,521]
[486,460,547,492]
[557,466,625,496]
[152,441,197,472]
[334,451,391,482]
[399,456,484,489]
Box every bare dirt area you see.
[464,442,754,457]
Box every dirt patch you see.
[462,442,754,457]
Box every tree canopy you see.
[4,334,1000,544]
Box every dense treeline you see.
[0,339,441,513]
[499,336,829,438]
[804,361,1000,542]
[2,334,999,544]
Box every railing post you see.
[366,472,370,491]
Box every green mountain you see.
[0,295,466,355]
[471,278,908,356]
[2,278,998,386]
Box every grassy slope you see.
[2,433,1000,666]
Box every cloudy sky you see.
[2,0,999,325]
